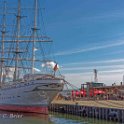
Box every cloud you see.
[60,57,124,87]
[62,60,124,88]
[61,58,124,88]
[62,58,124,67]
[62,64,124,72]
[64,70,123,88]
[55,40,124,56]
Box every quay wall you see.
[49,100,124,123]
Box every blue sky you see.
[43,0,124,87]
[1,0,124,87]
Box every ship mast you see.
[31,0,38,74]
[14,0,21,80]
[0,1,6,86]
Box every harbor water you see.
[0,111,122,124]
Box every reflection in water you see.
[0,111,121,124]
[0,111,50,124]
[50,112,119,124]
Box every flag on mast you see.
[41,61,59,71]
[53,63,59,71]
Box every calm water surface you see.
[0,111,121,124]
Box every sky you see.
[1,0,124,87]
[43,0,124,87]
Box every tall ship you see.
[0,0,65,114]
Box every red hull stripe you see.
[0,105,48,114]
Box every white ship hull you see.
[0,75,64,114]
[0,0,65,114]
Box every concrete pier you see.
[49,100,124,123]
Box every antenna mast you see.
[31,0,38,74]
[94,69,98,83]
[0,1,7,86]
[122,75,124,85]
